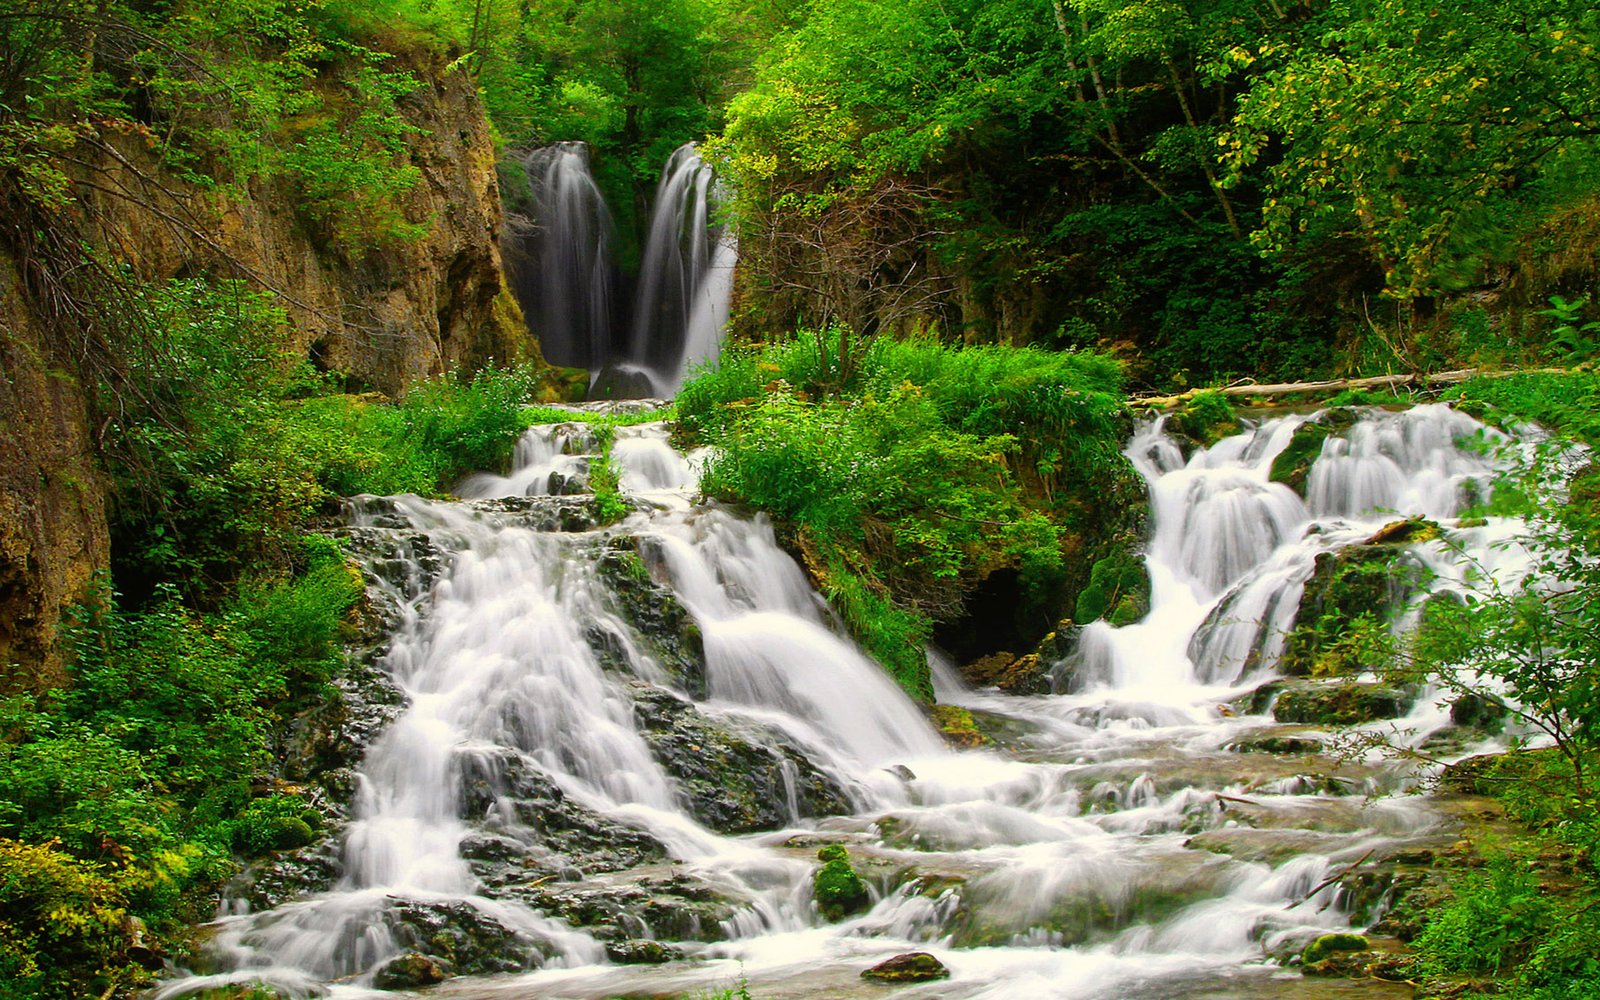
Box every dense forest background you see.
[2,0,1599,996]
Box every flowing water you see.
[507,141,737,395]
[506,143,616,372]
[158,403,1532,999]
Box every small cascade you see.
[626,142,736,393]
[1075,403,1519,696]
[160,402,1543,1000]
[506,143,616,371]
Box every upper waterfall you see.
[506,141,736,397]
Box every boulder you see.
[860,952,950,982]
[814,848,870,921]
[630,684,853,833]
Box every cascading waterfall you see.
[505,143,616,371]
[159,402,1540,1000]
[628,143,736,393]
[508,141,737,397]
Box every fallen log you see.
[1130,366,1574,409]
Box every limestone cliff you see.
[87,49,523,395]
[0,50,522,694]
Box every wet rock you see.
[630,684,853,834]
[516,871,739,943]
[1269,408,1360,496]
[594,538,707,697]
[1278,544,1426,677]
[466,494,605,533]
[1166,392,1244,453]
[1074,550,1150,627]
[1302,932,1369,965]
[231,838,344,911]
[960,648,1054,696]
[605,939,683,964]
[381,898,550,976]
[814,848,870,921]
[1364,516,1444,546]
[860,952,950,982]
[1449,693,1508,731]
[1225,734,1326,755]
[372,951,450,989]
[455,747,668,873]
[930,705,989,749]
[1267,679,1414,726]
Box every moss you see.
[1303,933,1369,964]
[1271,681,1412,726]
[1073,550,1150,626]
[1279,545,1425,677]
[1269,408,1358,496]
[1167,390,1242,448]
[930,705,990,748]
[860,952,949,982]
[816,844,848,863]
[814,855,869,921]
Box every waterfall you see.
[508,141,737,397]
[505,143,616,371]
[157,403,1540,1000]
[627,143,735,392]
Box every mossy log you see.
[1131,367,1575,409]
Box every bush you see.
[0,839,133,1000]
[680,340,1135,697]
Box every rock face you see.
[84,48,522,397]
[0,47,523,691]
[0,260,110,694]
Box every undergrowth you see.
[677,337,1132,698]
[2,273,539,997]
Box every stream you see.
[158,402,1528,999]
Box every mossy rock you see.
[1270,680,1413,726]
[1269,408,1359,496]
[959,649,1054,695]
[1167,390,1243,450]
[860,952,950,982]
[630,684,853,833]
[1363,516,1443,546]
[1302,932,1369,965]
[372,951,450,989]
[1074,549,1150,627]
[814,854,870,921]
[1278,545,1425,677]
[931,705,990,748]
[593,537,707,698]
[604,939,683,964]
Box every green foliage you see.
[681,339,1132,697]
[1447,373,1600,445]
[1540,295,1600,364]
[1226,1,1600,300]
[107,278,535,597]
[1414,856,1550,977]
[0,838,134,1000]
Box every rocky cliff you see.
[0,49,522,694]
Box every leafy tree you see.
[1226,1,1600,301]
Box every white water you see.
[507,143,615,372]
[507,141,737,397]
[160,404,1533,1000]
[628,142,737,395]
